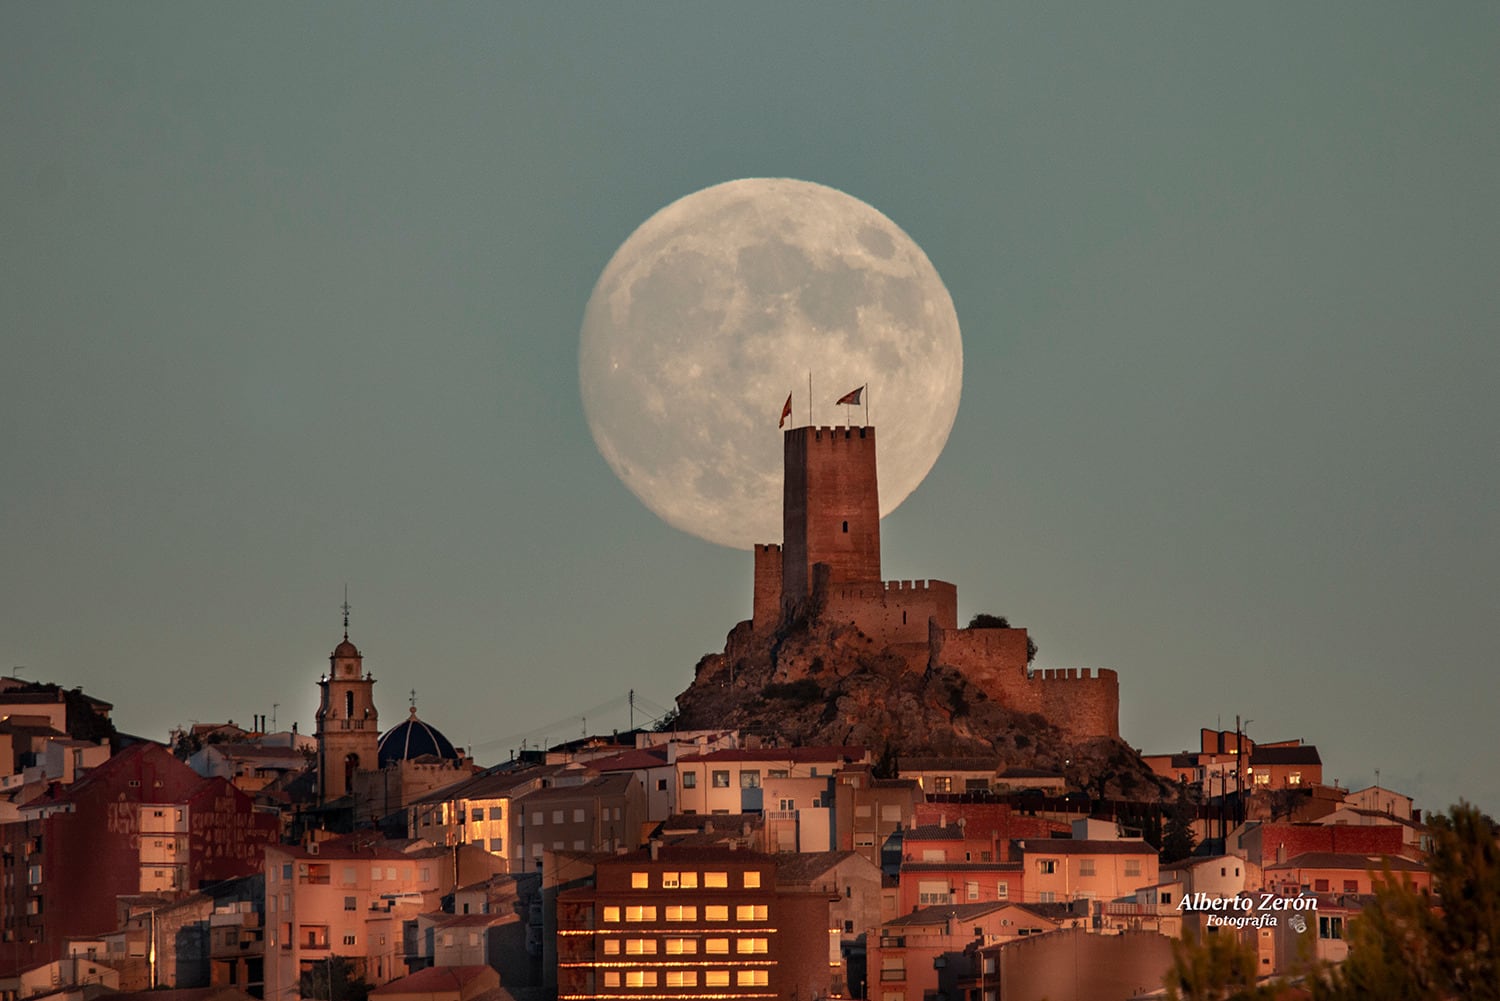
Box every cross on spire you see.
[341,584,351,640]
[409,689,417,714]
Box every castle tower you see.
[781,425,882,611]
[315,627,378,805]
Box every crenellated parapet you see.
[814,574,958,645]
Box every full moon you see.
[580,178,963,549]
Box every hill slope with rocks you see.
[673,617,1168,802]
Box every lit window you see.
[602,972,620,988]
[603,940,620,955]
[625,971,657,987]
[602,906,620,923]
[632,872,649,889]
[665,905,698,921]
[1289,773,1302,786]
[744,870,761,888]
[665,937,697,954]
[625,938,657,955]
[625,905,657,922]
[932,776,952,792]
[666,971,698,987]
[704,871,728,888]
[662,871,679,888]
[679,871,698,889]
[706,938,729,954]
[737,970,769,986]
[704,905,729,921]
[705,970,730,987]
[736,904,768,921]
[736,937,769,954]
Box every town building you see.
[833,766,921,873]
[674,746,867,817]
[263,833,505,1000]
[553,847,842,999]
[1013,835,1159,906]
[0,743,278,978]
[869,902,1056,1001]
[510,775,646,873]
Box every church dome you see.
[332,638,360,659]
[378,708,459,766]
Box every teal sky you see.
[3,5,1496,814]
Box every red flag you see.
[778,393,793,428]
[836,386,863,406]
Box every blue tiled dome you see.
[378,709,459,766]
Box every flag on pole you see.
[778,393,793,428]
[836,386,864,406]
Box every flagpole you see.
[807,371,812,428]
[864,383,869,428]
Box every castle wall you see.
[782,426,881,607]
[752,544,783,634]
[933,627,1120,741]
[819,578,957,645]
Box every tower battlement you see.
[781,424,881,609]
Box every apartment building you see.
[554,847,841,999]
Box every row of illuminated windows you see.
[602,904,768,923]
[600,970,768,988]
[630,870,761,890]
[602,937,769,955]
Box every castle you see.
[746,423,1120,742]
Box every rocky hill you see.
[673,617,1168,802]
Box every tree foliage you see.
[1311,801,1500,1001]
[1163,929,1278,1001]
[1162,778,1200,864]
[299,955,373,1001]
[966,613,1038,663]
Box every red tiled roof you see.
[675,746,867,764]
[584,747,670,772]
[1266,851,1426,872]
[370,967,493,996]
[1016,838,1158,855]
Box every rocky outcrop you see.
[673,618,1166,801]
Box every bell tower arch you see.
[315,600,379,805]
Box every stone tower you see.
[315,631,379,804]
[780,425,882,612]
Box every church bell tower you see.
[315,600,379,805]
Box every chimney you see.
[649,838,660,861]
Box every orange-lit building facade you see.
[555,848,842,999]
